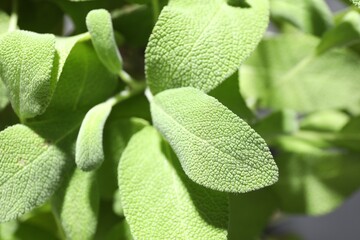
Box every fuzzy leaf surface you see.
[0,30,56,119]
[86,9,122,74]
[76,102,112,171]
[151,87,278,193]
[146,0,269,94]
[119,126,228,239]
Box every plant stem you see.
[9,0,18,32]
[51,208,67,240]
[151,0,160,23]
[118,70,144,91]
[106,81,146,107]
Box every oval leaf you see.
[0,30,56,119]
[119,126,228,239]
[0,125,69,222]
[76,102,112,171]
[52,169,99,240]
[146,0,269,94]
[151,87,278,193]
[86,9,123,74]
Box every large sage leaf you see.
[0,124,73,222]
[151,87,278,193]
[146,0,269,94]
[86,9,123,74]
[241,33,360,112]
[0,30,56,119]
[52,169,99,240]
[118,126,228,239]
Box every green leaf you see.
[99,117,148,199]
[46,41,117,113]
[118,126,228,239]
[0,124,73,222]
[241,33,360,112]
[105,219,133,240]
[146,0,269,94]
[333,115,360,151]
[0,30,57,119]
[273,151,360,215]
[52,169,99,240]
[270,0,333,36]
[228,189,277,240]
[300,110,350,132]
[317,11,360,54]
[151,87,278,193]
[86,9,123,74]
[208,71,254,122]
[0,80,8,110]
[0,11,10,34]
[76,102,112,171]
[351,0,360,7]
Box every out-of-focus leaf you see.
[228,188,277,240]
[209,71,254,122]
[52,169,99,240]
[300,110,350,132]
[105,219,133,240]
[0,11,10,34]
[333,115,360,151]
[351,0,360,7]
[119,126,228,239]
[317,11,360,54]
[241,33,360,112]
[270,0,333,36]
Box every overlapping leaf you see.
[151,87,278,193]
[119,126,228,239]
[146,0,269,94]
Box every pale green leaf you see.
[52,169,99,240]
[86,9,122,74]
[146,0,269,94]
[119,126,228,239]
[151,87,278,193]
[0,11,10,34]
[351,0,360,7]
[76,102,112,171]
[0,80,8,110]
[99,117,148,199]
[0,30,56,119]
[317,11,360,54]
[0,124,72,222]
[241,33,360,112]
[270,0,333,36]
[300,110,350,132]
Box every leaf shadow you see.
[161,141,228,230]
[227,0,251,8]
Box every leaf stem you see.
[106,80,146,107]
[151,0,160,23]
[118,70,144,91]
[9,0,18,32]
[51,208,67,240]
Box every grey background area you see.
[270,1,360,240]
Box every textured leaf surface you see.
[146,0,269,94]
[241,33,360,112]
[0,80,8,110]
[0,125,71,222]
[86,9,122,74]
[53,169,99,240]
[0,30,56,119]
[270,0,333,36]
[76,102,112,171]
[119,126,228,239]
[151,87,278,193]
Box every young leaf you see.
[0,124,72,222]
[270,0,333,36]
[146,0,269,94]
[0,30,56,119]
[118,126,228,239]
[241,33,360,112]
[151,87,278,193]
[86,9,122,74]
[76,102,112,171]
[52,169,99,240]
